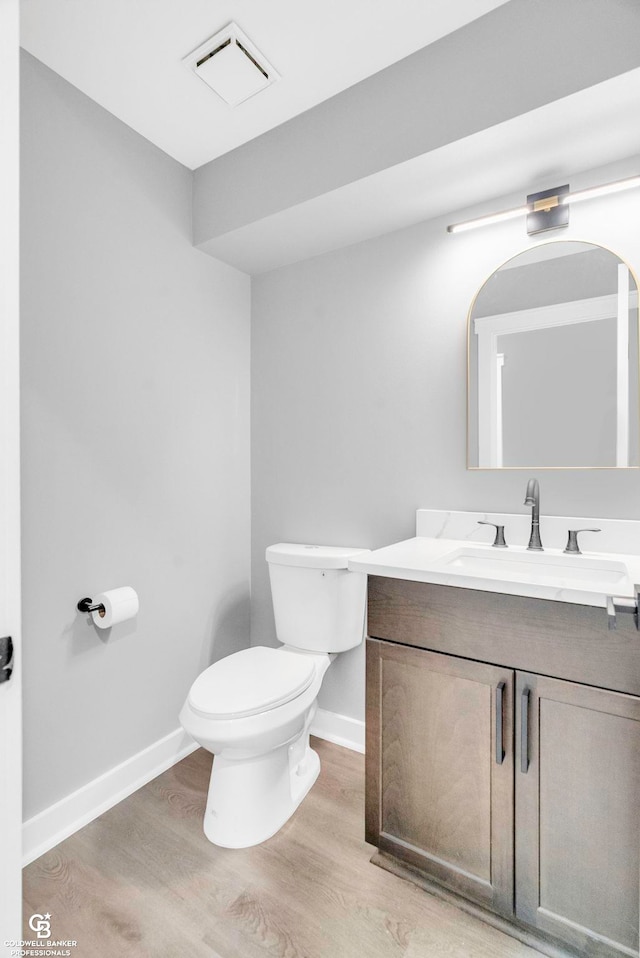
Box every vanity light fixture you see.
[447,173,640,235]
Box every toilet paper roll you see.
[91,586,139,629]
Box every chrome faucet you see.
[524,478,543,551]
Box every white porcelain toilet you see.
[179,542,369,849]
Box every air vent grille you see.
[196,38,231,70]
[235,40,269,81]
[184,23,278,107]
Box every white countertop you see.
[348,524,640,609]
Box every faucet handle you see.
[564,528,601,555]
[478,521,508,548]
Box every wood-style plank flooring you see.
[23,739,540,958]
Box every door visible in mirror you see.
[468,241,640,469]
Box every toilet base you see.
[203,735,321,848]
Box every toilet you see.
[179,542,369,848]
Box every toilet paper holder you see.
[77,597,106,618]
[77,587,139,629]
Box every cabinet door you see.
[516,672,640,958]
[366,639,515,916]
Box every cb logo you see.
[29,913,52,939]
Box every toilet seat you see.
[188,646,316,720]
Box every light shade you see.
[447,205,528,234]
[560,174,640,207]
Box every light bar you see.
[446,205,528,234]
[559,174,640,206]
[447,173,640,234]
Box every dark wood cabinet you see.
[366,576,640,958]
[366,641,514,916]
[515,672,640,958]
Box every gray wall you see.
[21,53,251,819]
[251,154,640,722]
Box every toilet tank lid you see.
[266,543,370,569]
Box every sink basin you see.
[434,546,630,591]
[347,533,637,607]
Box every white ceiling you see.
[21,0,510,170]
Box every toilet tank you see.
[266,544,370,653]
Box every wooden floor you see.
[23,739,540,958]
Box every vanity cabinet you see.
[366,641,514,916]
[515,672,640,957]
[366,575,640,958]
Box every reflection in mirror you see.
[468,242,639,468]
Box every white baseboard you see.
[23,710,364,866]
[310,707,365,754]
[22,728,198,866]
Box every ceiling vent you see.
[183,23,279,107]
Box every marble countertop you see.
[349,513,640,608]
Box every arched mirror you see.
[468,241,640,468]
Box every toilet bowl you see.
[180,543,368,848]
[180,645,331,847]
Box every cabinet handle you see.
[495,682,505,764]
[607,588,640,630]
[520,688,530,773]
